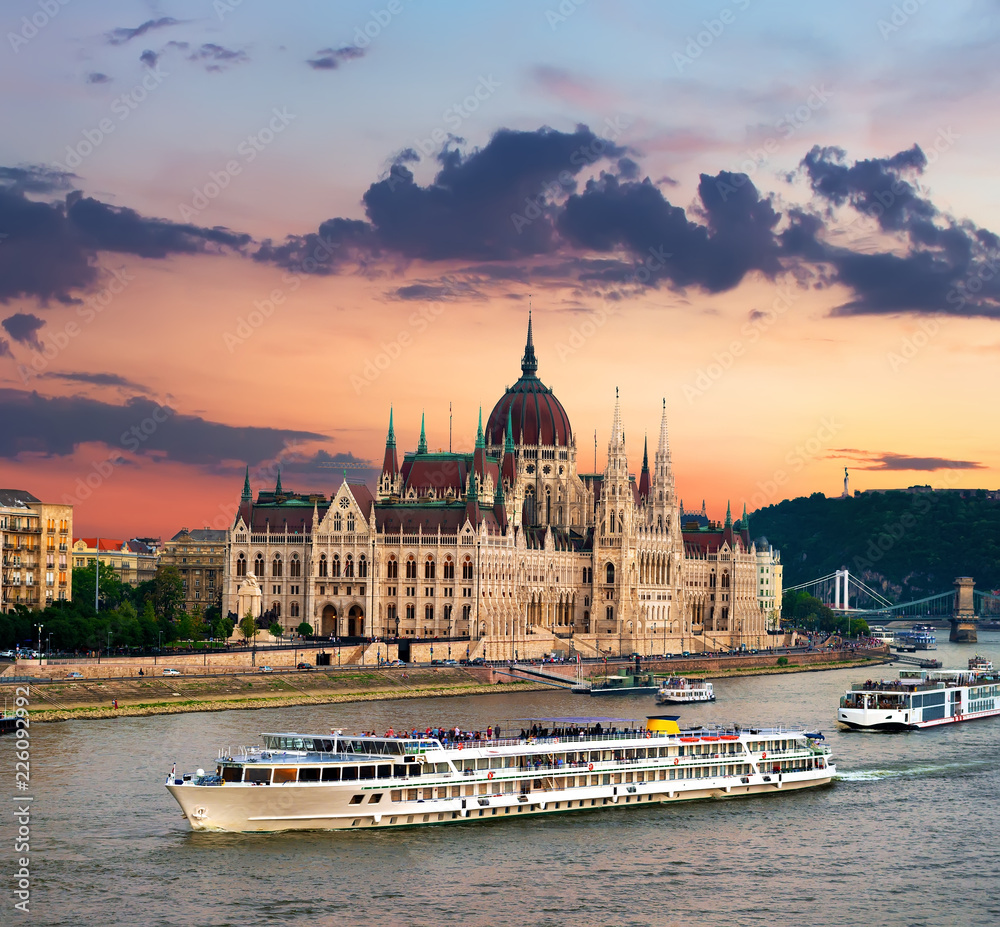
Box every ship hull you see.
[167,770,834,833]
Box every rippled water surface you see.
[6,634,1000,927]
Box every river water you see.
[6,633,1000,927]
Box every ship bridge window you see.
[221,766,242,782]
[299,768,321,782]
[359,766,376,780]
[244,767,271,784]
[378,764,393,779]
[408,766,422,777]
[321,767,341,782]
[342,767,358,781]
[273,768,297,784]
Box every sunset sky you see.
[2,0,998,540]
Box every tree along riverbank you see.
[6,654,892,723]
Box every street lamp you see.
[36,623,44,665]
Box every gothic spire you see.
[741,502,749,533]
[504,406,515,453]
[274,465,283,496]
[386,407,396,448]
[417,411,427,453]
[242,465,251,501]
[475,407,484,449]
[609,386,623,450]
[521,310,538,377]
[725,500,732,528]
[641,434,649,473]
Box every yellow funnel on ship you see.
[646,716,680,734]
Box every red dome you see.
[486,315,572,447]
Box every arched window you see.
[345,555,354,578]
[405,603,415,622]
[424,558,435,580]
[318,554,328,578]
[236,554,247,577]
[332,555,341,578]
[289,555,301,578]
[462,558,473,581]
[721,572,730,588]
[605,562,615,584]
[405,558,417,580]
[290,601,300,618]
[424,604,434,623]
[606,605,614,622]
[386,557,398,580]
[272,556,282,577]
[443,558,454,580]
[347,513,355,532]
[333,512,342,532]
[254,554,264,577]
[272,602,281,618]
[462,604,471,621]
[358,556,367,578]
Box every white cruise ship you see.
[166,716,834,832]
[838,667,1000,731]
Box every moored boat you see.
[165,715,835,832]
[968,654,994,672]
[587,671,660,696]
[838,666,1000,731]
[655,677,715,705]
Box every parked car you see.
[442,659,458,666]
[259,666,273,673]
[387,659,405,667]
[470,657,485,665]
[296,662,313,670]
[66,671,83,679]
[162,668,181,676]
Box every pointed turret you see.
[725,500,732,528]
[521,310,538,377]
[274,465,283,496]
[475,407,484,449]
[638,434,650,503]
[417,412,427,454]
[242,465,252,501]
[501,407,517,488]
[473,407,488,488]
[379,408,400,499]
[741,503,748,532]
[236,465,253,527]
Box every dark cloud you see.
[40,371,150,392]
[256,125,627,273]
[794,145,1000,318]
[307,46,365,69]
[2,312,45,348]
[106,18,180,46]
[65,191,251,258]
[0,179,252,303]
[830,449,985,471]
[0,389,325,467]
[139,49,158,67]
[0,339,10,358]
[0,166,76,195]
[188,44,249,70]
[558,170,781,292]
[86,73,111,84]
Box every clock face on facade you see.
[339,497,350,509]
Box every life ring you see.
[674,758,679,765]
[762,752,767,759]
[588,763,594,771]
[645,732,651,739]
[457,743,463,750]
[487,771,494,779]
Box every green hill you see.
[749,491,1000,603]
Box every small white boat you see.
[655,677,715,705]
[969,655,994,672]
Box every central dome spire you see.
[521,310,538,377]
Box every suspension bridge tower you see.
[950,576,978,643]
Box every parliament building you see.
[222,317,781,658]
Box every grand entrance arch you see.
[348,604,364,637]
[321,604,337,636]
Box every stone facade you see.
[72,537,158,587]
[1,489,73,610]
[160,528,227,613]
[222,318,778,656]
